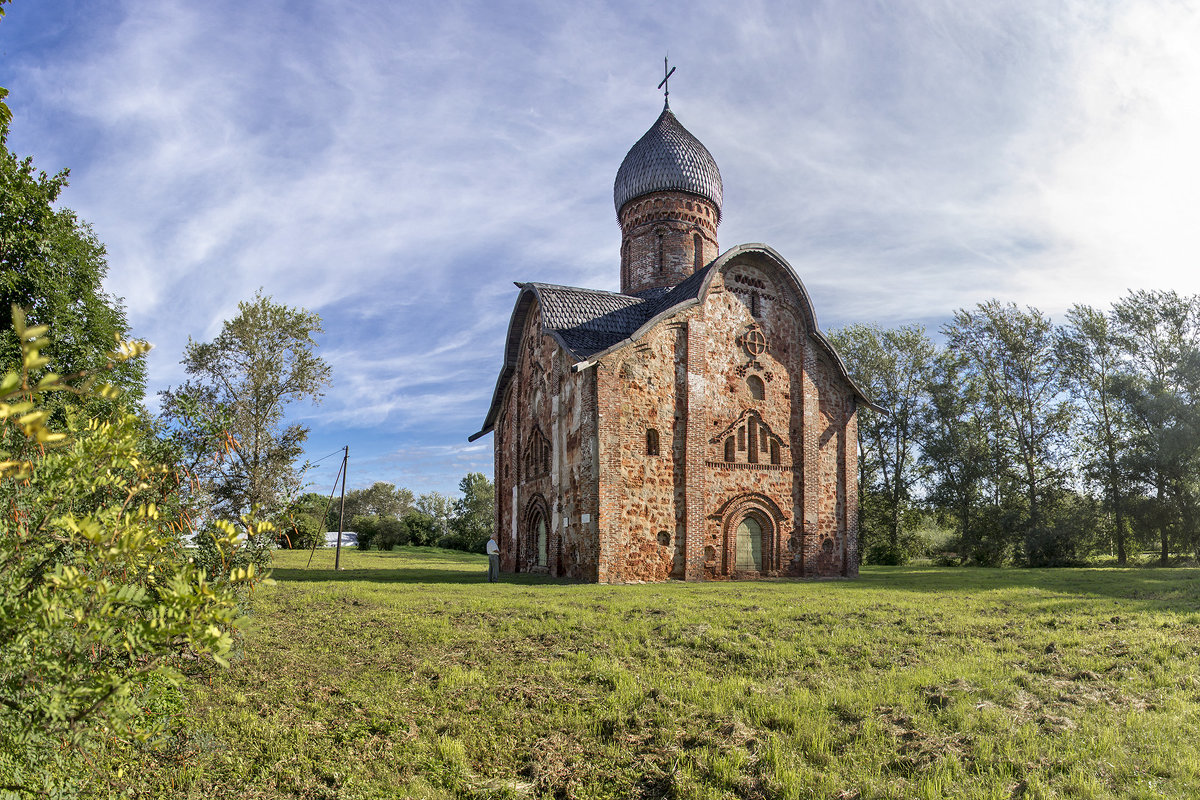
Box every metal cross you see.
[657,56,676,106]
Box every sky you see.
[3,0,1199,500]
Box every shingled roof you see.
[467,271,713,442]
[469,245,881,442]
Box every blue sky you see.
[4,1,1199,499]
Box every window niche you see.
[646,428,660,457]
[724,437,736,462]
[747,375,764,401]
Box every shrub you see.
[352,514,380,550]
[0,310,260,792]
[402,509,439,546]
[376,516,407,550]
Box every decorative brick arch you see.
[714,493,786,576]
[522,494,550,572]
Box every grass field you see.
[95,548,1200,799]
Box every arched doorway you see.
[523,496,550,572]
[735,515,763,572]
[715,494,782,577]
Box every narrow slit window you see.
[750,291,760,318]
[656,230,666,273]
[693,233,703,271]
[770,440,780,465]
[725,437,736,462]
[646,428,660,457]
[738,426,746,451]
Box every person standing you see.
[486,534,500,583]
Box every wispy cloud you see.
[5,0,1198,494]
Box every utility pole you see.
[334,445,348,570]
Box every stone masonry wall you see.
[595,321,688,582]
[591,250,858,582]
[493,301,599,580]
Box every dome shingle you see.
[613,104,723,221]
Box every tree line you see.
[285,473,495,554]
[831,293,1200,567]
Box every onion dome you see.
[614,103,723,221]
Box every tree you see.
[278,492,330,550]
[829,324,934,564]
[416,491,454,544]
[944,302,1072,564]
[922,349,994,564]
[1111,290,1200,563]
[1059,305,1134,563]
[401,509,440,546]
[160,292,332,520]
[333,481,414,529]
[444,472,495,553]
[0,120,145,406]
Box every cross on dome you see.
[657,56,676,108]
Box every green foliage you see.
[0,310,260,793]
[441,472,494,553]
[347,480,488,553]
[333,481,414,529]
[0,121,144,408]
[278,492,330,550]
[829,324,934,565]
[1111,290,1200,563]
[351,514,380,550]
[159,291,332,521]
[402,508,440,547]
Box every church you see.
[470,87,875,582]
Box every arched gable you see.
[698,244,880,411]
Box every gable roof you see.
[468,245,880,441]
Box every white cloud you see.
[6,0,1200,494]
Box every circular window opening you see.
[657,530,671,546]
[822,537,834,554]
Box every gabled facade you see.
[471,101,874,582]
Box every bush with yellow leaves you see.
[0,309,268,795]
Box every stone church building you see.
[470,98,875,582]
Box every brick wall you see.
[494,250,859,583]
[619,191,719,295]
[494,301,598,580]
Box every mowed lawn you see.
[99,548,1200,799]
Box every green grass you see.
[94,547,1200,799]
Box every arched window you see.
[748,421,759,464]
[750,291,761,318]
[770,440,780,465]
[621,240,630,285]
[646,428,660,456]
[724,437,736,462]
[737,426,746,451]
[656,229,666,273]
[693,233,703,271]
[747,375,764,401]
